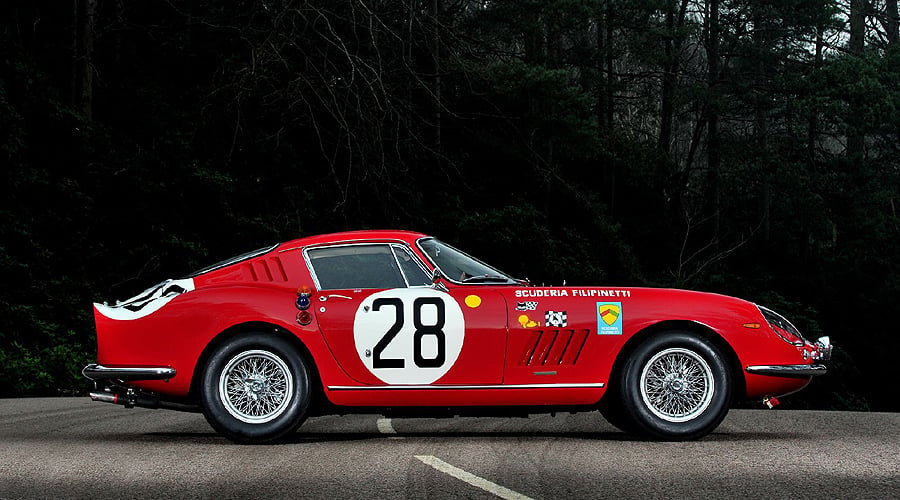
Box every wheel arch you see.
[189,321,325,411]
[607,320,746,403]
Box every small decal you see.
[516,301,538,311]
[517,314,541,328]
[545,310,568,328]
[571,289,632,298]
[464,295,482,308]
[516,289,570,298]
[597,302,623,335]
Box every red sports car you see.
[84,230,831,443]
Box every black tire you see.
[200,333,311,444]
[614,331,732,440]
[598,397,638,434]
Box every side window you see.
[392,245,432,286]
[307,245,406,290]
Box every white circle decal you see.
[353,289,464,384]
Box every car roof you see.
[278,230,430,250]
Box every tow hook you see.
[763,396,780,409]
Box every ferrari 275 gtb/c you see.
[84,230,831,443]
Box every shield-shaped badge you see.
[598,304,620,326]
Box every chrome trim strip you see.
[327,383,605,391]
[745,364,827,377]
[82,364,176,381]
[280,237,412,254]
[391,243,433,287]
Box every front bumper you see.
[745,336,832,378]
[82,363,176,382]
[745,364,827,377]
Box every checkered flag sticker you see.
[545,310,567,328]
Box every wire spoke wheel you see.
[639,347,714,423]
[218,349,294,424]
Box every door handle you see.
[319,294,352,302]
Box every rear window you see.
[187,244,278,277]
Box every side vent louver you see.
[518,329,589,366]
[245,257,289,282]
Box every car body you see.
[84,230,831,442]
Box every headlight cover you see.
[757,306,806,346]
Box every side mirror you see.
[431,268,444,286]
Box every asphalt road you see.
[0,398,897,499]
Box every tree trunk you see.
[659,1,675,154]
[884,0,899,45]
[847,0,866,159]
[706,0,721,235]
[605,0,615,130]
[808,25,824,168]
[431,0,442,153]
[754,3,771,240]
[659,0,690,156]
[73,0,96,121]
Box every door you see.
[307,243,506,386]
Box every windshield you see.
[417,238,517,284]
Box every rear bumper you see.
[82,363,176,382]
[745,364,827,377]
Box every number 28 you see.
[371,297,446,369]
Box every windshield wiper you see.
[462,275,510,283]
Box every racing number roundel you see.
[353,289,464,384]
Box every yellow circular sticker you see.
[464,295,482,308]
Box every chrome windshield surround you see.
[83,364,176,381]
[415,237,517,286]
[745,364,827,377]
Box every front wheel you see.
[200,333,311,444]
[614,332,732,440]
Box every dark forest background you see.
[1,0,898,411]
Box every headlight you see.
[757,306,806,346]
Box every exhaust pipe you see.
[90,390,160,409]
[90,391,121,405]
[90,389,199,412]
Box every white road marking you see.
[376,417,396,434]
[414,455,533,500]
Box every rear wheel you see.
[200,333,310,443]
[614,331,732,440]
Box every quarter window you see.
[392,245,432,286]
